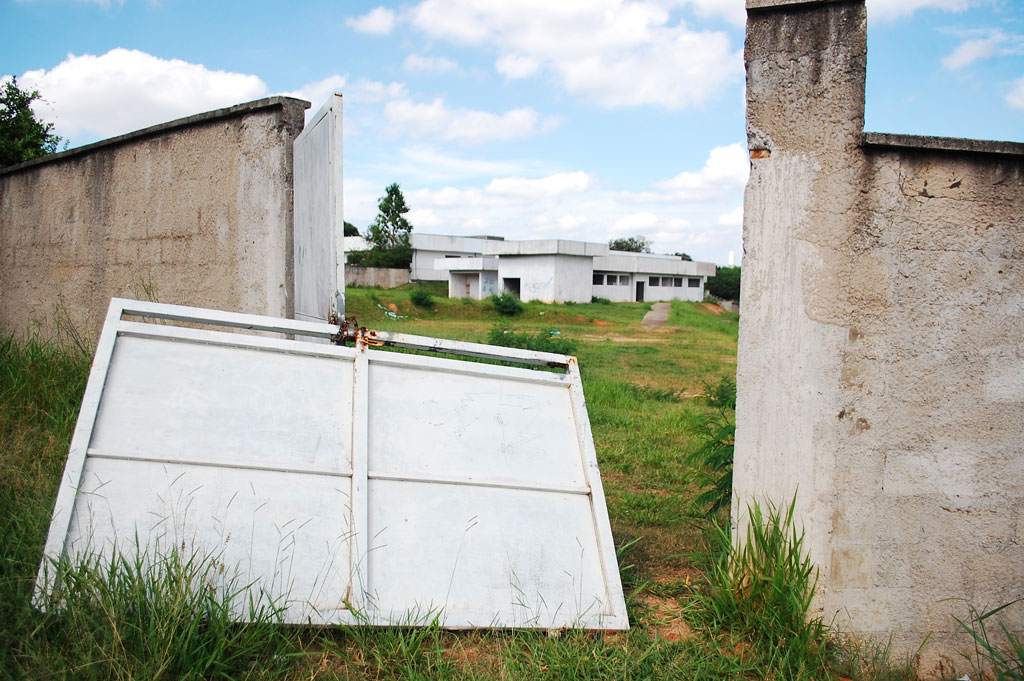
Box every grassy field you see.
[0,284,921,680]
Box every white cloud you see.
[1007,77,1024,109]
[15,48,267,141]
[942,30,1024,70]
[403,54,459,73]
[396,146,526,182]
[867,0,972,21]
[495,54,540,79]
[654,143,748,199]
[406,0,742,110]
[282,74,347,110]
[346,7,396,35]
[385,98,559,144]
[613,211,660,232]
[686,0,746,27]
[486,171,592,198]
[716,206,743,226]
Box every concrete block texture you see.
[736,0,1024,676]
[0,97,308,344]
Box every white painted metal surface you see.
[293,94,344,324]
[36,299,628,630]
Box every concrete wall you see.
[497,254,593,303]
[0,97,309,343]
[345,266,410,289]
[551,254,594,303]
[735,0,1024,675]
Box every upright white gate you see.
[36,299,629,631]
[293,94,344,324]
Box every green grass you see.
[0,290,920,680]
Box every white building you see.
[345,232,716,303]
[432,236,715,304]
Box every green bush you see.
[486,323,577,355]
[706,265,741,302]
[347,244,412,269]
[490,292,524,316]
[591,296,611,305]
[410,287,435,310]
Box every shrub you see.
[486,323,576,355]
[490,292,524,316]
[346,244,412,269]
[410,287,435,310]
[591,296,611,305]
[706,266,741,301]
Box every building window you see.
[618,275,628,286]
[688,277,700,288]
[650,277,659,286]
[673,277,683,287]
[593,273,604,285]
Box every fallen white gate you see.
[36,298,628,630]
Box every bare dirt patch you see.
[701,303,725,315]
[637,594,695,642]
[592,319,614,326]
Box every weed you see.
[490,292,524,316]
[695,496,829,679]
[954,599,1024,681]
[25,545,300,680]
[486,322,577,355]
[410,286,436,310]
[684,375,736,516]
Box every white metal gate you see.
[293,94,344,324]
[37,299,629,630]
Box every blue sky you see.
[4,0,1022,266]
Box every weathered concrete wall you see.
[345,266,410,289]
[0,97,309,343]
[735,0,1024,675]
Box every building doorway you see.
[635,281,645,302]
[503,278,521,298]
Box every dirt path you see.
[641,302,671,329]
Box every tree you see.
[348,183,414,268]
[608,235,652,253]
[1,77,62,169]
[366,183,412,250]
[674,252,693,261]
[706,265,741,301]
[343,221,360,237]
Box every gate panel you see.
[293,94,344,324]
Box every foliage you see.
[705,265,741,301]
[696,496,830,679]
[490,292,524,316]
[674,252,693,261]
[486,322,577,355]
[344,221,360,237]
[685,376,736,515]
[346,244,413,268]
[366,182,412,250]
[608,235,652,253]
[954,599,1024,681]
[591,296,611,304]
[410,286,435,310]
[0,77,63,169]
